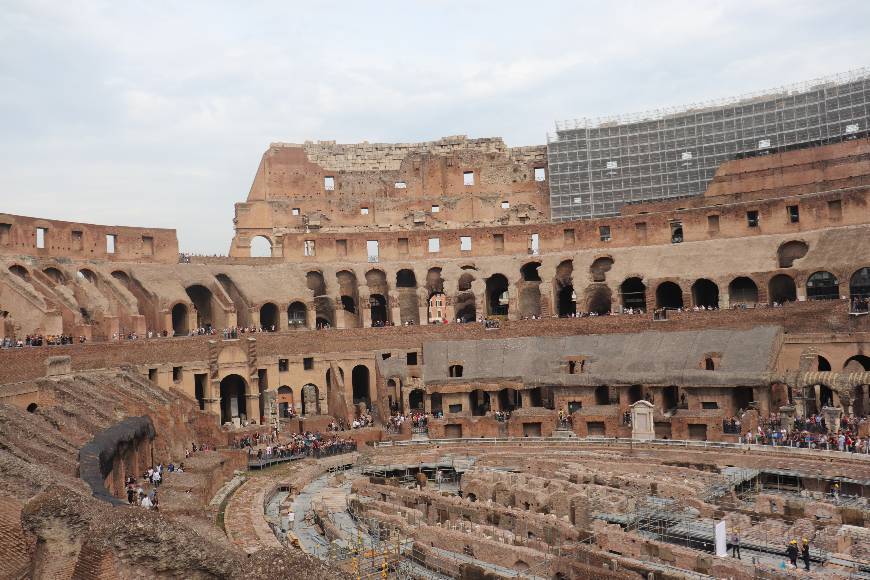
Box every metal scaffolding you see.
[547,68,870,221]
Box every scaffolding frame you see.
[546,68,870,221]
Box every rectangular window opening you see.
[707,215,720,233]
[366,240,379,262]
[172,366,182,382]
[303,357,314,370]
[828,199,842,219]
[563,228,575,245]
[431,205,440,213]
[529,233,540,255]
[501,201,510,209]
[360,207,369,215]
[106,234,117,254]
[787,205,800,223]
[292,208,300,216]
[493,233,504,252]
[324,176,335,190]
[142,236,154,256]
[599,226,611,242]
[279,359,289,372]
[460,236,472,251]
[394,181,407,189]
[746,211,759,228]
[428,237,440,253]
[36,227,47,249]
[398,237,409,255]
[463,171,474,186]
[670,221,683,243]
[534,167,546,181]
[71,230,83,251]
[406,352,418,365]
[303,240,316,257]
[336,239,347,256]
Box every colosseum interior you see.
[1,80,870,579]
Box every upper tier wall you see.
[0,213,179,264]
[230,135,550,256]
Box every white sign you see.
[715,520,727,557]
[845,123,860,134]
[758,139,771,149]
[605,161,618,169]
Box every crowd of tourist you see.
[493,410,512,422]
[125,462,185,509]
[745,412,869,453]
[250,431,357,462]
[384,411,430,434]
[851,296,870,313]
[1,334,87,348]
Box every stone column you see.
[246,394,262,425]
[822,406,843,433]
[389,292,401,325]
[753,386,770,417]
[507,283,519,321]
[306,301,316,329]
[359,291,372,328]
[277,303,289,332]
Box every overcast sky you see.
[1,1,868,254]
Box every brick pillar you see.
[306,302,317,329]
[359,291,372,328]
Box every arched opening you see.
[336,270,359,323]
[301,384,320,415]
[26,402,38,413]
[219,374,247,425]
[513,560,530,572]
[498,388,521,411]
[817,355,832,372]
[691,279,719,308]
[185,284,214,329]
[594,386,610,406]
[306,270,327,296]
[216,273,252,327]
[777,240,808,268]
[729,277,759,305]
[705,357,715,370]
[626,385,642,405]
[805,384,834,414]
[43,267,66,285]
[470,389,490,416]
[486,274,509,316]
[590,256,613,282]
[449,364,463,378]
[655,282,683,310]
[554,260,575,317]
[369,294,388,326]
[425,268,445,295]
[455,273,476,323]
[396,269,420,325]
[844,355,870,372]
[110,270,129,286]
[386,378,400,413]
[806,271,840,300]
[768,274,797,304]
[249,235,272,258]
[431,392,443,415]
[409,388,425,411]
[520,262,541,282]
[277,386,294,418]
[77,268,96,283]
[585,284,612,315]
[351,365,371,409]
[171,303,188,336]
[9,265,30,281]
[662,386,678,412]
[621,277,647,311]
[287,301,307,328]
[849,267,870,300]
[326,367,345,388]
[259,302,278,331]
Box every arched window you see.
[768,274,797,304]
[287,301,307,328]
[728,277,759,305]
[691,279,719,308]
[850,267,870,299]
[620,277,646,311]
[249,236,272,257]
[806,271,839,300]
[655,282,683,309]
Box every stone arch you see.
[816,355,832,372]
[352,365,371,410]
[806,271,839,300]
[249,235,272,258]
[277,385,294,418]
[185,284,214,329]
[409,388,425,411]
[336,270,359,318]
[728,277,758,305]
[518,262,541,318]
[9,264,30,280]
[301,384,320,415]
[216,273,252,327]
[844,355,870,372]
[455,272,476,322]
[849,267,870,299]
[768,273,797,304]
[691,279,719,308]
[655,281,683,309]
[584,284,612,314]
[171,303,188,336]
[777,240,808,268]
[457,272,474,292]
[425,268,445,296]
[590,256,614,282]
[219,374,248,424]
[554,260,576,317]
[396,269,420,325]
[43,267,67,285]
[77,268,96,283]
[287,301,307,328]
[486,274,509,316]
[620,277,646,311]
[259,302,278,330]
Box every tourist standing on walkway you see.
[801,538,811,571]
[786,540,798,567]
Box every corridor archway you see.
[219,374,248,424]
[259,302,278,330]
[287,301,307,328]
[728,277,758,305]
[655,282,683,310]
[185,284,214,329]
[171,303,188,336]
[806,271,839,300]
[486,274,509,316]
[621,277,647,311]
[768,274,797,304]
[691,279,719,308]
[352,365,371,409]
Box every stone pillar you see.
[753,385,770,417]
[306,302,316,329]
[424,393,432,413]
[359,291,372,328]
[630,400,655,440]
[277,303,289,332]
[507,283,519,321]
[389,292,401,325]
[246,394,261,426]
[471,280,486,320]
[779,405,796,431]
[489,391,501,412]
[822,406,843,433]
